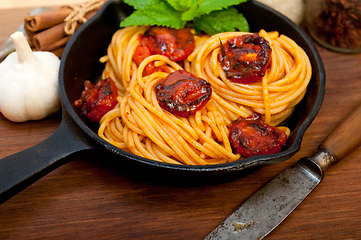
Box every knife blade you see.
[0,7,52,62]
[205,102,361,240]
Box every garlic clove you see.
[0,31,61,122]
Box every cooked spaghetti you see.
[96,26,311,165]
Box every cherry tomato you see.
[155,70,212,118]
[141,26,195,62]
[132,26,195,76]
[133,45,171,76]
[229,114,287,157]
[219,33,272,84]
[74,77,118,122]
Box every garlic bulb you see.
[0,31,61,122]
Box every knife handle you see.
[319,102,361,163]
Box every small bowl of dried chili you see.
[306,0,361,53]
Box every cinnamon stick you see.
[31,10,97,52]
[32,22,70,51]
[24,0,107,58]
[24,7,73,32]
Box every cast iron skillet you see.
[0,0,325,202]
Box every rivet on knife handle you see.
[204,102,361,240]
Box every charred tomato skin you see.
[74,77,118,122]
[220,33,272,84]
[142,26,195,62]
[229,114,287,157]
[133,26,195,76]
[155,70,212,118]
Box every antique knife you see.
[205,102,361,240]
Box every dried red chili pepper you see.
[308,0,361,50]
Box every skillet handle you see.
[0,111,99,203]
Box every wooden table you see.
[1,7,361,240]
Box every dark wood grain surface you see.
[1,7,361,240]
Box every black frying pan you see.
[0,0,325,203]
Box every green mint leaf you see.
[123,0,163,10]
[197,0,247,16]
[120,2,186,29]
[165,0,192,12]
[165,0,199,21]
[181,0,199,21]
[193,7,249,35]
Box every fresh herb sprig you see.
[120,0,249,35]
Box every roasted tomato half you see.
[142,26,195,62]
[229,114,287,157]
[133,26,195,76]
[155,70,212,118]
[219,33,272,84]
[74,77,118,122]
